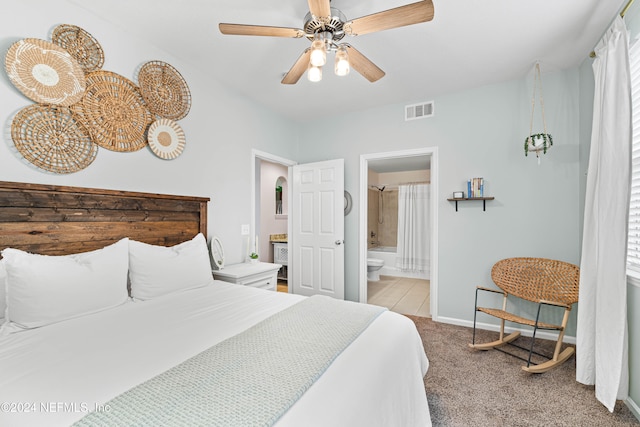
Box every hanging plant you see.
[524,133,553,156]
[525,63,552,163]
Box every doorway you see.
[251,149,296,293]
[359,147,439,319]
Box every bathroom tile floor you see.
[279,276,429,317]
[367,275,430,317]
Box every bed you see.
[0,181,430,427]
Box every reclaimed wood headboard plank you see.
[0,181,209,255]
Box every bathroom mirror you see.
[211,236,225,269]
[275,176,287,215]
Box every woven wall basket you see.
[147,118,186,160]
[138,60,191,120]
[71,70,153,152]
[11,104,98,174]
[52,24,105,73]
[4,38,86,106]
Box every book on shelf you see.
[467,177,484,198]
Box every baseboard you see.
[436,316,577,345]
[626,397,640,422]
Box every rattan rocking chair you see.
[468,257,580,373]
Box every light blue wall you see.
[295,68,582,332]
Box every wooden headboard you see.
[0,181,209,255]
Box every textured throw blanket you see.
[74,295,386,427]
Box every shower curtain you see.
[396,184,429,273]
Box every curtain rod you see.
[622,0,636,17]
[590,0,636,58]
[369,181,429,189]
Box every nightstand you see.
[212,262,282,291]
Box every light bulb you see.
[310,35,326,67]
[307,64,322,82]
[334,46,350,77]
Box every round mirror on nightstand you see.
[211,236,225,269]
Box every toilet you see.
[367,258,385,282]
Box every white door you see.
[291,159,344,299]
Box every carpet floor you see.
[405,315,639,426]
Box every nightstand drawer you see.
[212,262,281,291]
[236,274,274,289]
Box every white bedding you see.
[0,281,430,426]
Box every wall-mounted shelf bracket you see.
[447,197,495,212]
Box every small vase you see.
[249,258,258,264]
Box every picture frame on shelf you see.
[453,191,464,199]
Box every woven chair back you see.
[491,257,580,305]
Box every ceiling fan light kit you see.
[219,0,434,85]
[334,45,350,76]
[307,63,323,82]
[310,33,327,67]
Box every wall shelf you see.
[447,197,495,212]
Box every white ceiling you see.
[70,0,626,122]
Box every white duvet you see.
[0,281,430,426]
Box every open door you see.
[291,159,345,299]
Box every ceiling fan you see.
[219,0,434,84]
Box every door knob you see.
[335,240,344,245]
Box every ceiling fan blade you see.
[281,49,312,85]
[308,0,331,19]
[346,0,434,36]
[219,23,304,38]
[346,45,385,83]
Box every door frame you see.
[358,147,439,320]
[251,149,297,291]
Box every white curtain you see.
[577,16,630,412]
[396,184,429,274]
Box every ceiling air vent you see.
[405,101,434,121]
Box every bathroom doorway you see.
[359,148,439,319]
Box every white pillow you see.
[0,260,6,321]
[2,238,129,329]
[129,233,213,300]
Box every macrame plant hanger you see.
[526,62,553,165]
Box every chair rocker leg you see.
[521,347,574,373]
[468,331,520,350]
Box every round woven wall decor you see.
[52,24,105,72]
[138,60,191,120]
[71,70,153,152]
[4,38,86,106]
[147,118,186,160]
[11,104,98,174]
